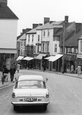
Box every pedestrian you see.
[1,65,9,84]
[77,65,81,75]
[10,65,15,82]
[71,65,74,73]
[17,63,20,73]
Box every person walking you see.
[10,65,15,82]
[77,65,81,75]
[17,63,20,73]
[1,65,9,84]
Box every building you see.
[17,28,31,57]
[0,0,18,69]
[26,24,42,57]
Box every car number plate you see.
[24,98,37,102]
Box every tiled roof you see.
[65,29,82,47]
[37,21,63,30]
[0,4,18,19]
[26,25,42,34]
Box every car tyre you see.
[42,105,47,111]
[13,105,17,111]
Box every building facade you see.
[0,0,18,69]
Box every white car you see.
[11,75,49,111]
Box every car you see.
[11,74,49,111]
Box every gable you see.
[0,4,18,19]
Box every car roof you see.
[18,75,44,81]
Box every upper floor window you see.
[72,48,74,53]
[28,35,30,42]
[32,34,34,42]
[53,36,59,41]
[20,41,23,46]
[47,42,49,52]
[38,35,40,42]
[47,30,50,37]
[43,31,45,37]
[80,41,82,52]
[54,44,57,52]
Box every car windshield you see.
[15,80,46,89]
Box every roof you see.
[18,75,44,81]
[37,21,63,30]
[26,25,42,34]
[65,29,82,47]
[0,4,18,19]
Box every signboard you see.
[77,54,82,59]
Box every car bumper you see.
[11,101,50,106]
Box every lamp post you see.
[62,21,66,73]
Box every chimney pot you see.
[44,17,50,24]
[65,16,69,23]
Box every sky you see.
[8,0,82,36]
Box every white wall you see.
[0,19,17,49]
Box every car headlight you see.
[12,92,15,98]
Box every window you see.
[47,42,49,52]
[42,43,44,52]
[43,43,44,52]
[80,41,82,52]
[20,41,23,46]
[54,44,57,52]
[28,35,30,42]
[47,30,50,37]
[32,35,34,42]
[38,35,40,42]
[53,37,59,41]
[72,48,74,53]
[43,31,45,37]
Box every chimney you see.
[65,16,69,23]
[32,24,38,29]
[0,0,7,5]
[44,17,50,24]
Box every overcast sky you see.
[8,0,82,36]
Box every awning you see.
[49,54,63,62]
[35,54,47,60]
[23,56,33,61]
[45,56,55,60]
[16,56,24,61]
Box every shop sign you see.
[77,54,82,59]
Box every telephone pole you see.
[62,21,66,73]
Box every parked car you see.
[11,74,49,111]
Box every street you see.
[0,69,82,115]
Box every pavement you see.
[0,69,82,89]
[0,72,20,89]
